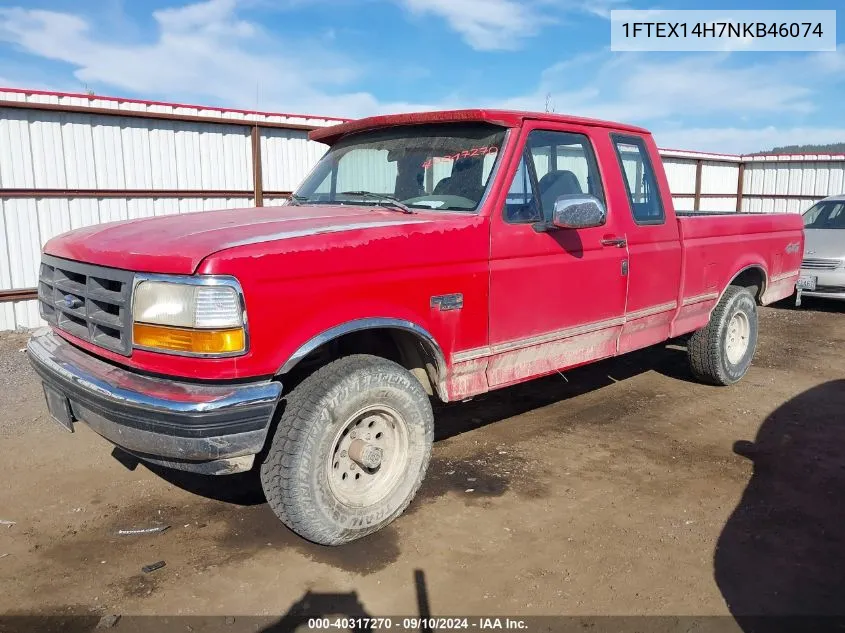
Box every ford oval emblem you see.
[63,294,82,309]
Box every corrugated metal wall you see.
[2,89,845,331]
[260,128,329,193]
[0,89,341,330]
[662,158,698,211]
[661,149,845,215]
[0,112,251,190]
[743,155,845,214]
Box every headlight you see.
[132,279,246,356]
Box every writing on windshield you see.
[421,146,499,169]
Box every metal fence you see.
[0,88,342,330]
[661,148,845,215]
[2,88,845,331]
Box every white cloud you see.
[809,45,845,74]
[397,0,550,51]
[0,0,405,117]
[154,0,256,37]
[653,126,845,155]
[0,73,64,92]
[558,0,628,20]
[498,52,817,122]
[489,50,845,152]
[394,0,625,51]
[1,2,843,154]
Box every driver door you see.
[487,123,629,388]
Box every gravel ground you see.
[0,330,45,437]
[0,299,843,632]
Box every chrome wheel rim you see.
[725,311,750,364]
[327,405,410,508]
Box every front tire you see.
[688,286,758,386]
[260,355,434,545]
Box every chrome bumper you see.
[799,269,845,301]
[801,290,845,301]
[27,329,282,474]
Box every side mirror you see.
[551,195,607,229]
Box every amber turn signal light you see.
[133,323,246,355]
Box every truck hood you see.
[804,229,845,260]
[43,205,435,274]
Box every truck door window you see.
[612,135,665,225]
[505,130,604,224]
[504,153,541,223]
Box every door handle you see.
[601,237,627,248]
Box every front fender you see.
[277,316,447,382]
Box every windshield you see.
[293,123,507,212]
[803,200,845,229]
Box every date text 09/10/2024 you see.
[306,617,528,630]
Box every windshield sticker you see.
[422,146,498,169]
[413,200,447,208]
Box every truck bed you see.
[677,210,766,217]
[671,210,804,337]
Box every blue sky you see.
[0,0,843,153]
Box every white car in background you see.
[797,195,845,303]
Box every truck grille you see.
[801,257,842,270]
[38,255,134,355]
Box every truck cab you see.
[29,109,803,545]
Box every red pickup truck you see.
[28,109,803,545]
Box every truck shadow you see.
[139,461,267,506]
[261,569,431,632]
[262,589,375,632]
[433,338,694,441]
[137,340,695,505]
[768,295,845,314]
[715,379,845,627]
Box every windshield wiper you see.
[287,193,309,206]
[339,191,415,214]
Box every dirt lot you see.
[1,299,844,630]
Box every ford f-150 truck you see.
[28,109,804,545]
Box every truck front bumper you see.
[27,329,282,474]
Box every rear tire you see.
[260,354,433,545]
[688,286,758,386]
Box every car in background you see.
[797,195,845,302]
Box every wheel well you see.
[729,267,766,303]
[280,328,445,401]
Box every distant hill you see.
[752,142,845,155]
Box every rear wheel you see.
[688,286,758,386]
[260,354,433,545]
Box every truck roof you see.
[309,109,650,145]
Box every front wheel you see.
[260,355,434,545]
[687,286,759,386]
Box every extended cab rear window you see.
[612,135,665,225]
